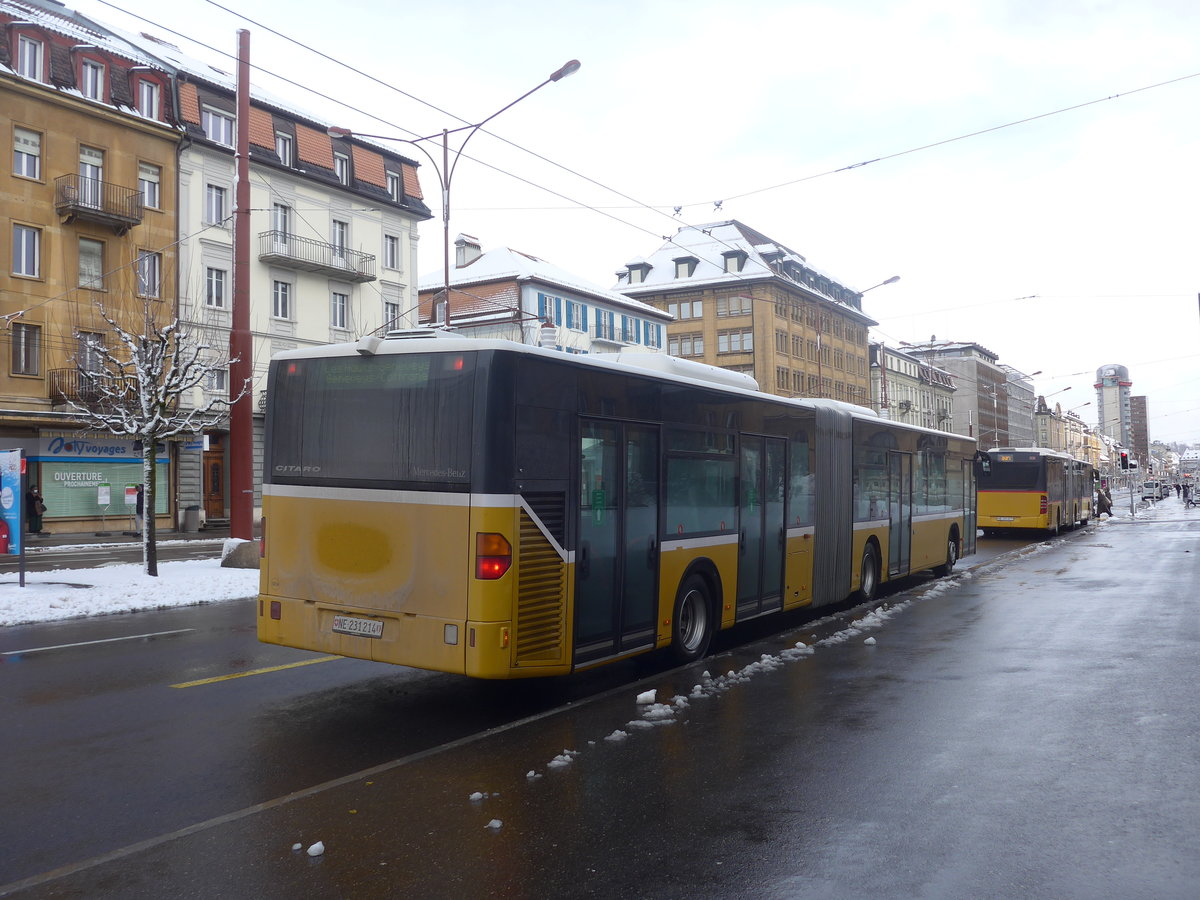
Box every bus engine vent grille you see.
[523,491,566,545]
[516,510,566,663]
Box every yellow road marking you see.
[171,655,342,688]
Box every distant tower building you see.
[1094,364,1132,447]
[1129,396,1149,466]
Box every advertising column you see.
[1,449,26,585]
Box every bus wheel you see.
[671,574,714,664]
[856,543,880,602]
[933,536,958,577]
[1050,515,1060,536]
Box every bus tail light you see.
[475,532,512,579]
[1039,495,1048,514]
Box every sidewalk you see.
[20,525,234,552]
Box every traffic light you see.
[1119,450,1129,470]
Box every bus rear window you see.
[267,352,475,485]
[980,461,1044,491]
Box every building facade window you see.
[717,329,753,353]
[383,300,400,329]
[272,280,291,319]
[137,250,161,298]
[137,80,160,119]
[13,224,40,277]
[275,132,292,166]
[78,146,104,208]
[669,333,703,357]
[81,60,105,100]
[205,184,228,225]
[331,219,348,259]
[775,331,788,353]
[138,162,161,209]
[17,36,43,81]
[272,203,291,242]
[566,300,588,332]
[386,171,401,202]
[13,128,40,179]
[644,323,663,349]
[334,153,350,185]
[78,238,104,289]
[77,331,104,373]
[206,267,227,308]
[331,291,349,329]
[716,295,752,317]
[11,323,40,375]
[383,234,400,269]
[206,368,228,392]
[667,299,703,319]
[202,108,234,146]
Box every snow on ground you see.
[0,551,258,627]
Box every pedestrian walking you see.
[26,484,46,533]
[1175,483,1181,497]
[135,484,145,534]
[1096,481,1113,518]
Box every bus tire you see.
[856,542,880,602]
[933,533,958,577]
[671,573,714,664]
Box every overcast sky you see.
[73,0,1200,443]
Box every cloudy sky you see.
[74,0,1200,443]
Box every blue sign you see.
[1,448,23,556]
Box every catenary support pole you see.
[229,29,254,540]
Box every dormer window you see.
[81,60,105,100]
[17,35,44,81]
[673,256,698,278]
[137,80,160,119]
[627,262,651,284]
[387,171,401,202]
[722,250,747,273]
[334,152,350,185]
[202,108,235,146]
[275,132,293,166]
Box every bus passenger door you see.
[737,436,785,618]
[576,421,659,664]
[888,451,912,577]
[961,459,977,557]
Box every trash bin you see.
[183,505,201,533]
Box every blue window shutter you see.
[637,320,643,343]
[555,296,562,325]
[537,293,546,320]
[582,305,589,330]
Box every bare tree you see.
[66,298,241,576]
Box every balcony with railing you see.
[257,230,376,282]
[54,174,144,234]
[49,368,103,408]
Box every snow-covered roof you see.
[612,220,874,323]
[0,0,164,67]
[419,246,671,320]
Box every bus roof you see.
[988,447,1086,462]
[272,332,974,443]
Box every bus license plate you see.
[332,615,384,638]
[995,516,1015,521]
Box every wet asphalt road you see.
[3,505,1196,898]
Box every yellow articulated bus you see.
[257,333,978,679]
[975,447,1095,535]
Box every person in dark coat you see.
[135,484,145,534]
[26,485,45,533]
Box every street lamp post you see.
[329,59,580,330]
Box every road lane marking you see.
[1,629,195,656]
[170,655,342,688]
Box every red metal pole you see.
[229,29,253,540]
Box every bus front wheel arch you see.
[670,571,716,664]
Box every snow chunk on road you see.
[635,689,657,705]
[307,841,325,857]
[604,729,628,742]
[864,637,877,646]
[485,819,502,830]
